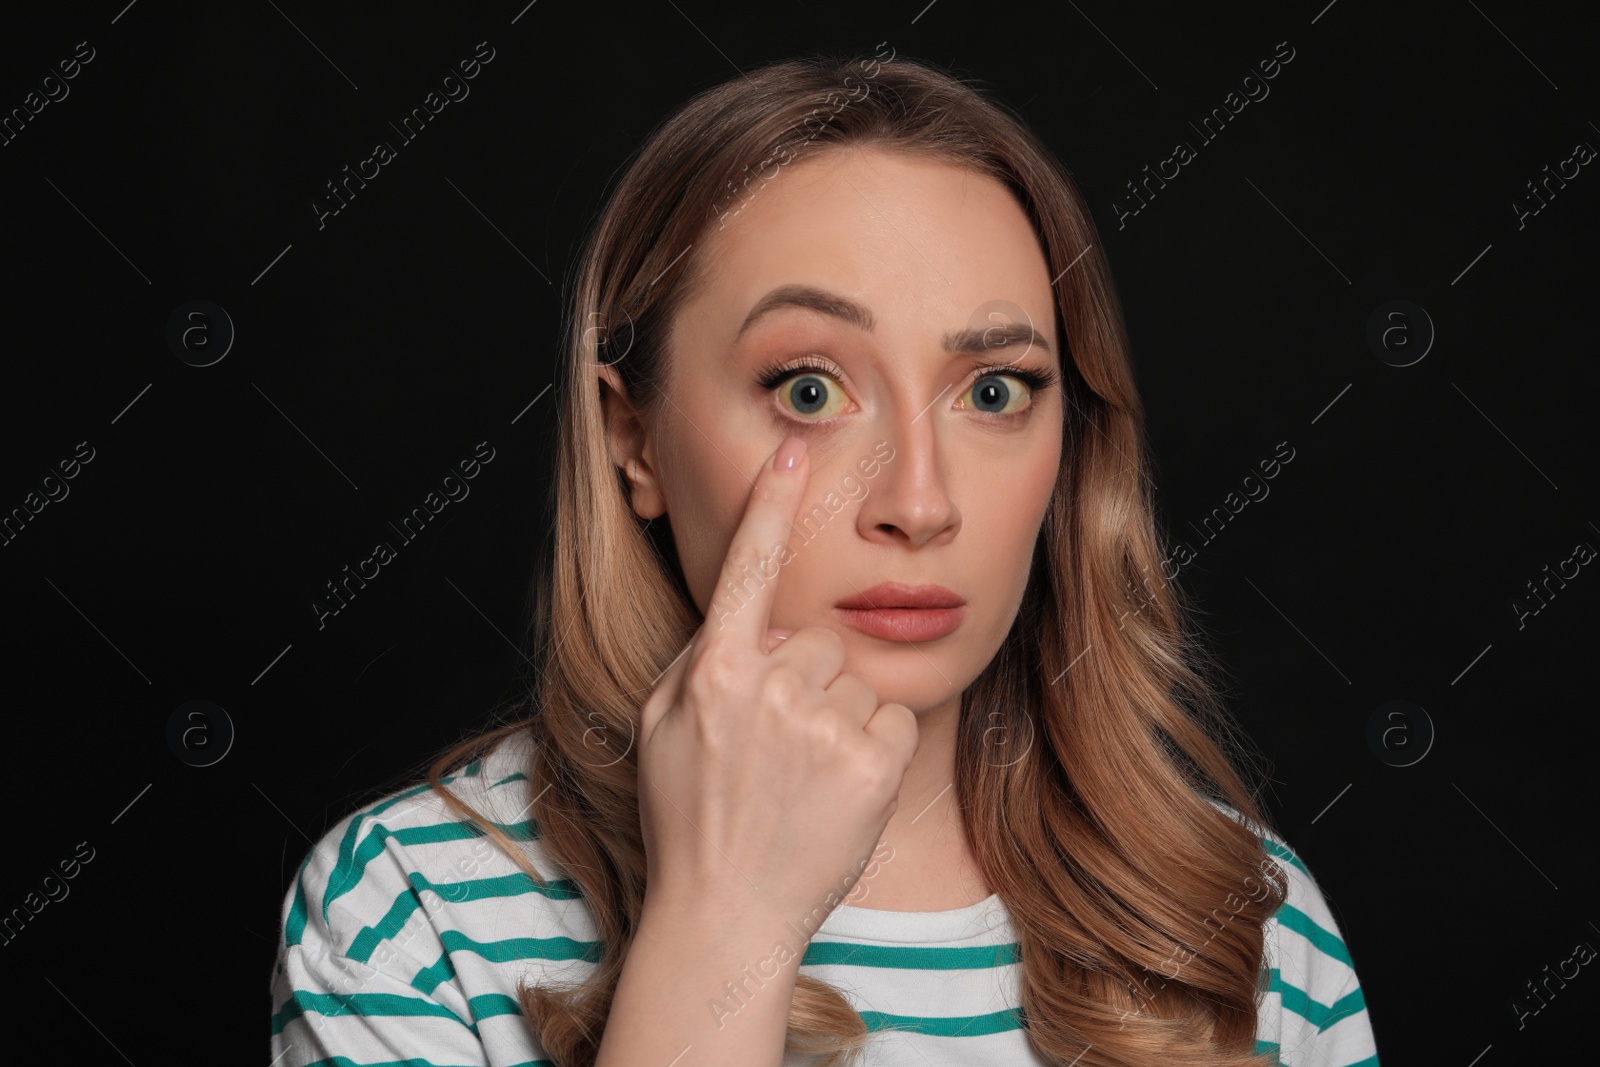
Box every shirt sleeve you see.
[1256,834,1380,1067]
[271,942,491,1067]
[269,845,493,1067]
[269,744,578,1066]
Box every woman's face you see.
[621,144,1063,716]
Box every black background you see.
[1,1,1595,1063]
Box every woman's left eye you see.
[958,373,1034,417]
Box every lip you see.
[835,583,966,610]
[834,583,967,642]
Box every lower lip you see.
[835,604,967,641]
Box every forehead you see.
[681,145,1057,351]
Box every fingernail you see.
[774,436,806,472]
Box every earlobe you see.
[623,455,668,520]
[598,364,668,520]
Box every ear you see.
[599,363,667,520]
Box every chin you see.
[848,647,968,713]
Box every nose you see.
[854,404,961,549]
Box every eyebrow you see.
[734,283,1053,357]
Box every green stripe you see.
[322,764,487,922]
[1337,1058,1379,1067]
[409,952,456,996]
[1272,903,1353,967]
[1253,1038,1283,1064]
[1259,836,1312,878]
[802,940,1018,969]
[1324,985,1368,1030]
[467,993,523,1020]
[1265,969,1368,1032]
[345,871,584,964]
[271,990,466,1036]
[318,816,541,949]
[410,930,604,995]
[492,772,528,787]
[389,818,537,847]
[298,1059,488,1067]
[859,1005,1023,1037]
[323,781,449,921]
[442,929,603,965]
[1266,968,1328,1029]
[273,987,524,1042]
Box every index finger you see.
[702,435,811,648]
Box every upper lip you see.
[835,582,966,610]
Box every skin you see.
[601,144,1063,911]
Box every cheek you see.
[1027,442,1061,523]
[1025,420,1064,517]
[988,439,1058,585]
[673,496,739,617]
[661,432,770,616]
[995,424,1060,518]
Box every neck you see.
[842,690,988,907]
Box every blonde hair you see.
[424,50,1285,1067]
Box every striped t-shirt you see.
[269,731,1379,1066]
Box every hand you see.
[635,436,920,929]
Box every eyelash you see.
[755,356,1060,424]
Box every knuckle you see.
[684,643,742,703]
[806,624,845,655]
[757,665,808,709]
[806,707,846,748]
[863,751,900,794]
[721,538,765,581]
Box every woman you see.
[269,50,1379,1067]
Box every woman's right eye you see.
[773,371,850,421]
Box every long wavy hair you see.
[423,50,1286,1067]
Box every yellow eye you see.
[775,372,850,420]
[957,373,1034,417]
